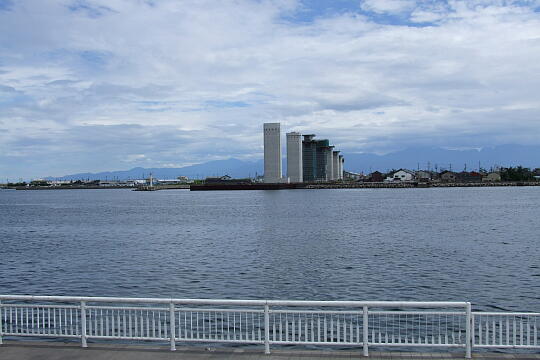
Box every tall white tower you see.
[332,151,340,180]
[263,123,282,183]
[338,155,344,179]
[286,132,303,183]
[325,146,334,181]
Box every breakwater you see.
[191,181,540,191]
[190,183,299,191]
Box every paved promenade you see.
[0,341,539,360]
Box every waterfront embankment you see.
[303,181,540,189]
[191,181,540,190]
[6,181,539,191]
[11,184,191,190]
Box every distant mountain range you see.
[46,145,540,180]
[45,158,264,181]
[344,144,540,173]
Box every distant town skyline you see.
[1,1,540,179]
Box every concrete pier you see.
[1,341,539,360]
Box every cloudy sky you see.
[1,0,539,179]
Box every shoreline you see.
[191,181,540,190]
[3,181,539,191]
[7,184,191,191]
[303,181,540,189]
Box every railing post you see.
[0,300,3,345]
[471,314,475,353]
[363,305,369,357]
[169,302,176,351]
[465,302,472,359]
[80,301,87,348]
[264,304,270,354]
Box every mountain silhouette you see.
[46,145,539,180]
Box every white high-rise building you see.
[332,151,340,180]
[286,132,303,183]
[326,146,334,181]
[338,155,344,179]
[263,123,282,183]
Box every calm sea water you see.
[1,187,539,312]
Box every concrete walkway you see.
[0,341,539,360]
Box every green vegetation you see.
[29,180,49,186]
[499,166,535,181]
[7,182,27,187]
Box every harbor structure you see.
[286,132,303,183]
[263,123,282,183]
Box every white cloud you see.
[360,0,416,14]
[1,0,540,177]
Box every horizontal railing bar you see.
[369,343,466,347]
[268,309,466,315]
[474,345,540,349]
[0,305,471,315]
[369,311,467,315]
[269,341,464,347]
[472,312,540,316]
[1,333,81,338]
[270,309,363,314]
[0,296,469,308]
[88,336,169,341]
[175,339,264,344]
[270,340,362,346]
[1,304,80,309]
[86,306,168,311]
[261,301,466,307]
[178,308,263,313]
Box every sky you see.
[1,0,540,179]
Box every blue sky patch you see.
[0,0,13,11]
[79,50,110,67]
[281,0,364,23]
[204,100,250,109]
[67,0,114,18]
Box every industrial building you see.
[332,151,340,180]
[263,123,282,183]
[263,123,344,183]
[302,135,333,182]
[286,132,303,183]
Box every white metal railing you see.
[472,312,539,348]
[0,296,537,357]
